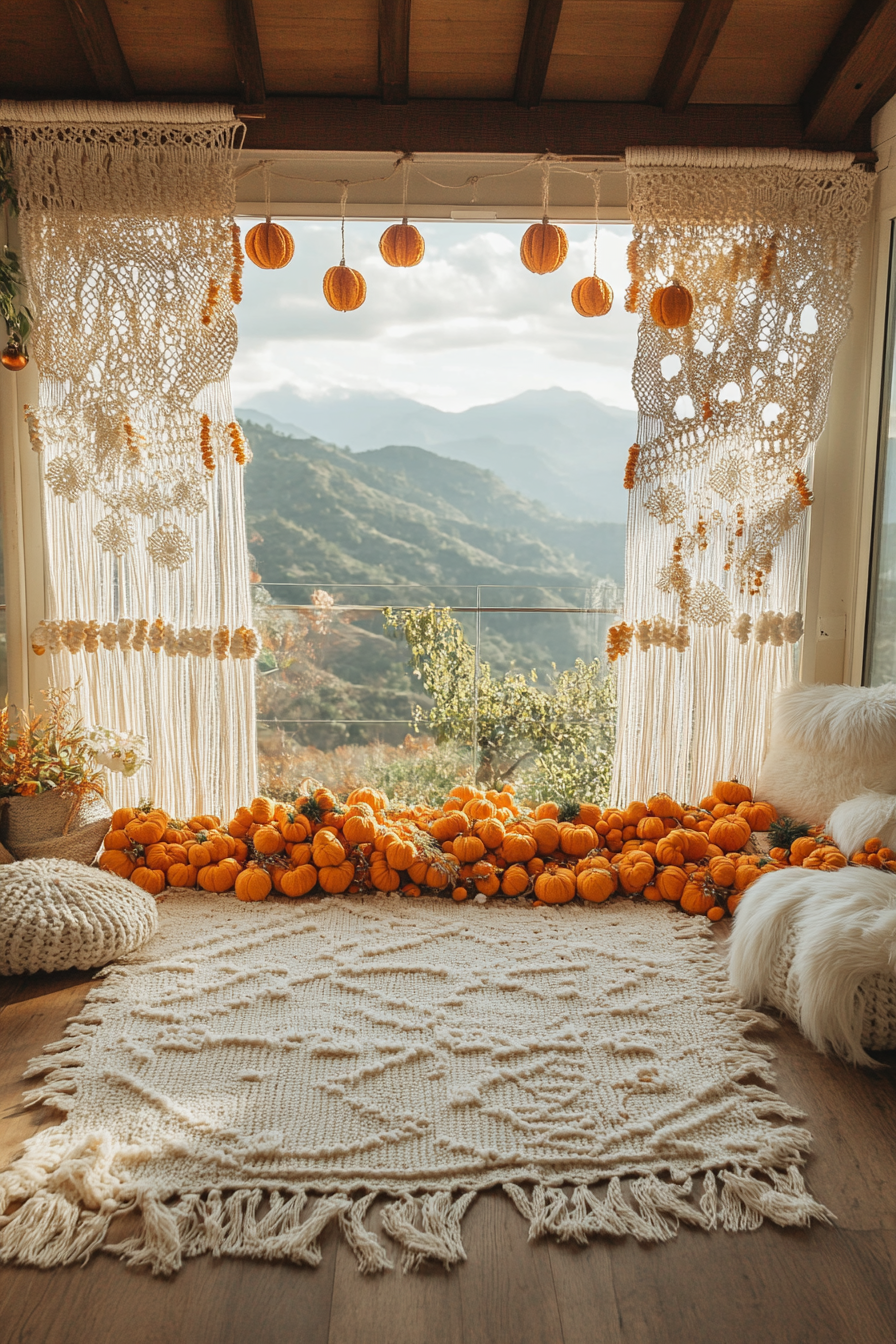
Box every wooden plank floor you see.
[2,938,896,1344]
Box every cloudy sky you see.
[232,220,640,414]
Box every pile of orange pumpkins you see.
[96,779,867,919]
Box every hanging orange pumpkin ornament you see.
[521,160,568,275]
[379,156,424,267]
[245,164,295,270]
[649,280,694,329]
[571,174,613,317]
[380,222,424,267]
[1,337,27,371]
[324,183,367,312]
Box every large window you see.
[866,221,896,684]
[234,219,638,801]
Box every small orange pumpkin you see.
[313,832,347,867]
[317,859,355,893]
[520,221,568,275]
[253,825,285,856]
[654,865,688,903]
[649,283,694,329]
[323,264,366,312]
[280,864,318,897]
[502,831,537,863]
[474,818,506,850]
[577,865,617,903]
[617,849,656,894]
[713,779,753,806]
[646,793,684,821]
[98,849,136,879]
[430,812,470,841]
[532,819,560,855]
[343,812,377,845]
[559,824,599,856]
[235,866,272,902]
[167,862,198,888]
[708,815,751,853]
[198,860,239,893]
[245,221,295,270]
[636,816,665,842]
[571,275,613,318]
[708,855,736,887]
[680,880,714,915]
[386,838,417,871]
[379,221,425,268]
[453,835,486,863]
[501,864,530,896]
[131,867,166,896]
[533,869,576,904]
[347,786,388,810]
[734,799,777,831]
[789,836,819,865]
[369,855,401,891]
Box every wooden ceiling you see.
[4,0,896,153]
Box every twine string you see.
[338,181,349,265]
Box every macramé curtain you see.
[611,147,874,805]
[1,101,258,816]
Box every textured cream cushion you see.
[0,859,158,975]
[757,681,896,824]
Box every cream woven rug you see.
[0,895,829,1275]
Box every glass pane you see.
[469,597,618,803]
[254,584,475,802]
[866,221,896,683]
[237,218,637,802]
[253,579,621,805]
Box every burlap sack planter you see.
[0,789,111,865]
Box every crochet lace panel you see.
[626,163,873,488]
[2,103,256,814]
[6,107,244,578]
[611,153,874,804]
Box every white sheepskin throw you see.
[728,866,896,1065]
[828,791,896,857]
[756,681,896,824]
[0,858,159,975]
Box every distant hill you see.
[242,419,624,680]
[237,386,636,523]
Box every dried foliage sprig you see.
[0,687,105,798]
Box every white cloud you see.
[233,221,640,413]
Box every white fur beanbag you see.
[728,866,896,1065]
[757,682,896,824]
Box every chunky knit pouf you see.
[0,859,158,975]
[728,866,896,1064]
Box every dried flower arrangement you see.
[0,687,105,799]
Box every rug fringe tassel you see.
[379,1191,477,1272]
[0,1166,832,1275]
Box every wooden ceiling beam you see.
[514,0,565,109]
[379,0,411,105]
[803,0,896,142]
[240,98,873,156]
[60,0,135,100]
[225,0,266,105]
[648,0,736,112]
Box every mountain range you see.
[241,419,624,722]
[237,387,636,524]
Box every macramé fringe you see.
[0,1165,831,1277]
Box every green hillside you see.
[242,420,624,753]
